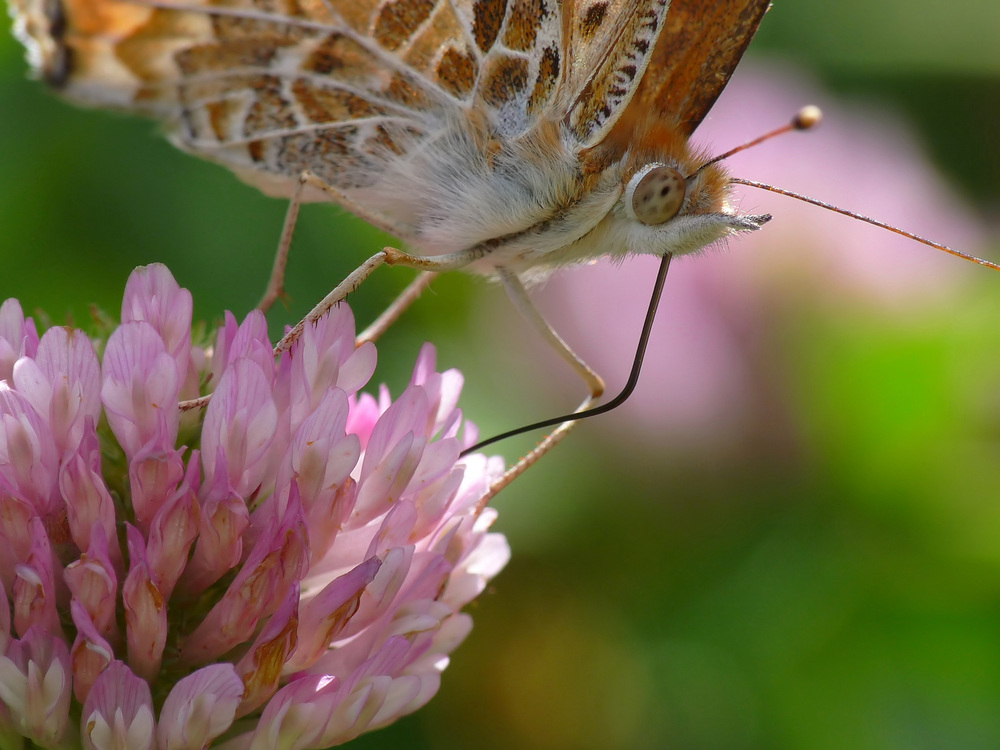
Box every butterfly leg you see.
[259,170,416,314]
[273,245,496,356]
[257,174,308,313]
[498,268,605,398]
[472,269,607,506]
[477,413,585,511]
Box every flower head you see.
[0,263,509,748]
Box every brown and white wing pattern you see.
[1,0,490,196]
[11,0,463,196]
[9,0,771,262]
[436,0,563,138]
[623,0,770,135]
[8,0,576,196]
[561,0,671,147]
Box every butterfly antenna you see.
[461,253,673,456]
[691,105,823,178]
[732,178,1000,272]
[706,105,999,272]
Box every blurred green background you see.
[3,0,1000,747]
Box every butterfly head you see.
[593,118,771,261]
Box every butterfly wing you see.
[10,0,766,248]
[626,0,770,135]
[560,0,671,147]
[13,0,555,197]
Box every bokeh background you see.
[3,0,1000,747]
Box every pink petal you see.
[286,556,381,673]
[201,359,277,499]
[408,470,464,541]
[459,419,480,451]
[182,488,249,596]
[409,345,465,437]
[0,625,72,747]
[157,664,243,750]
[81,660,154,750]
[244,674,339,750]
[318,546,412,648]
[336,341,377,398]
[455,454,506,514]
[122,525,166,682]
[234,586,299,716]
[360,387,429,485]
[405,612,473,676]
[214,310,274,384]
[319,677,393,745]
[69,599,113,705]
[23,327,101,457]
[312,637,415,745]
[264,389,359,558]
[0,298,38,385]
[10,357,50,428]
[0,384,59,513]
[121,264,193,384]
[352,433,423,529]
[127,444,185,532]
[60,429,120,567]
[407,441,462,499]
[12,517,63,640]
[101,321,180,461]
[209,311,240,386]
[284,388,354,498]
[0,494,36,593]
[345,393,380,450]
[364,502,418,561]
[303,480,356,567]
[64,523,119,643]
[183,491,308,664]
[145,461,200,600]
[364,672,439,731]
[0,579,10,654]
[284,306,374,430]
[443,528,510,609]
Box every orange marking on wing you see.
[291,80,386,123]
[472,0,507,54]
[626,0,770,136]
[502,0,545,51]
[480,54,529,107]
[436,47,478,97]
[373,0,436,51]
[526,43,559,115]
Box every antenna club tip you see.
[793,105,823,130]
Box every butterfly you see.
[10,0,769,267]
[9,0,773,465]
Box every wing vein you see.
[128,0,467,107]
[182,115,425,149]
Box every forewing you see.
[628,0,770,135]
[562,0,671,147]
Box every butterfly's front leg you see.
[272,241,500,357]
[258,171,410,314]
[265,169,503,353]
[472,268,608,506]
[498,269,606,400]
[257,173,309,314]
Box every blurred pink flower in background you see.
[0,264,509,748]
[503,61,987,449]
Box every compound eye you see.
[625,164,686,225]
